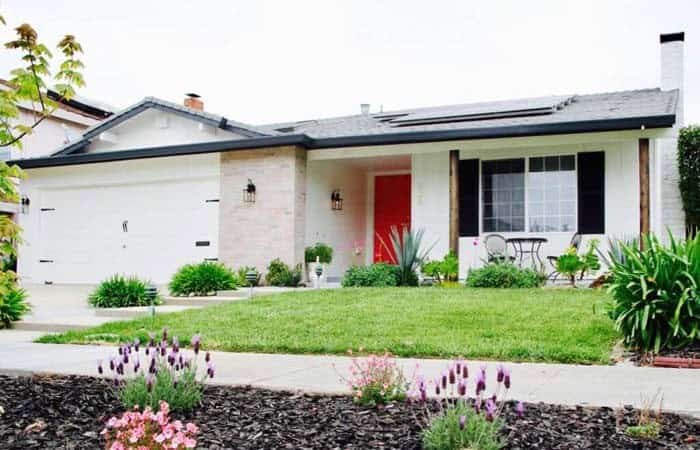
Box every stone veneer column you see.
[218,145,307,273]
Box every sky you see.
[0,0,697,125]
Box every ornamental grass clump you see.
[102,401,198,450]
[337,350,410,406]
[169,261,238,296]
[412,360,523,450]
[99,328,214,412]
[607,232,700,353]
[89,275,160,308]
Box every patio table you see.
[506,237,548,268]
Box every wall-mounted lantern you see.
[243,178,256,203]
[20,196,30,214]
[331,189,343,211]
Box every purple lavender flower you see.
[459,415,466,430]
[97,360,103,375]
[503,368,511,389]
[173,377,179,388]
[462,364,468,379]
[191,334,201,355]
[480,365,486,378]
[205,351,211,363]
[118,346,123,356]
[134,357,140,373]
[160,344,166,357]
[497,365,504,383]
[485,399,496,422]
[441,371,447,389]
[123,352,129,365]
[117,361,124,376]
[145,347,150,356]
[516,401,524,419]
[133,338,140,352]
[207,362,215,379]
[146,374,154,392]
[474,398,481,413]
[457,379,466,396]
[476,372,486,395]
[449,365,456,385]
[113,376,120,387]
[162,327,168,342]
[172,336,179,353]
[455,358,463,375]
[109,357,115,372]
[434,378,441,395]
[420,387,427,402]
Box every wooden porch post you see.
[449,150,459,256]
[639,138,650,249]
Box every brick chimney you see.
[660,32,684,126]
[184,93,203,111]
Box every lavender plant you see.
[98,328,214,412]
[411,360,523,450]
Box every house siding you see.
[218,145,307,274]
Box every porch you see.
[305,130,675,280]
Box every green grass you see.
[38,288,619,364]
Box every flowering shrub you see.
[102,401,198,449]
[99,328,214,412]
[337,350,410,406]
[412,360,523,450]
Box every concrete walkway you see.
[0,338,698,417]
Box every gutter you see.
[11,114,675,169]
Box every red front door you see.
[374,174,411,263]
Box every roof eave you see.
[11,114,675,169]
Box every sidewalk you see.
[0,338,698,417]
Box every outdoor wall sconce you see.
[20,196,30,214]
[243,178,256,203]
[331,189,343,211]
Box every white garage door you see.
[36,178,219,284]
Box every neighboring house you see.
[0,81,112,218]
[12,33,686,284]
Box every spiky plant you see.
[378,226,435,286]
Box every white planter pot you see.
[307,262,328,287]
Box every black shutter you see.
[459,159,479,236]
[577,152,605,234]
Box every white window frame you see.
[479,154,578,235]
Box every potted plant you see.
[305,242,333,284]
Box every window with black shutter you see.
[577,151,605,234]
[458,159,479,236]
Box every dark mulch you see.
[631,343,700,366]
[0,374,698,449]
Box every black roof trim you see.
[12,114,675,169]
[308,114,676,149]
[46,90,113,119]
[660,32,684,43]
[13,135,311,169]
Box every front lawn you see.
[39,288,618,364]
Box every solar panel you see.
[387,95,573,126]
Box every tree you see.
[0,12,85,302]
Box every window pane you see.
[527,155,576,233]
[482,159,525,232]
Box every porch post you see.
[449,150,459,256]
[639,138,650,248]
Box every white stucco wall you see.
[86,109,245,153]
[6,110,93,160]
[412,151,450,261]
[17,154,219,284]
[305,160,367,279]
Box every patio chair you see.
[547,232,582,281]
[484,234,515,263]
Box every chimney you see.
[360,103,370,115]
[660,32,684,125]
[184,93,203,111]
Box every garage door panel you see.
[38,178,218,284]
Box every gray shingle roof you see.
[257,88,678,139]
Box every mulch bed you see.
[631,343,700,367]
[0,374,698,449]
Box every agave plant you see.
[378,226,435,286]
[607,231,700,353]
[597,235,639,268]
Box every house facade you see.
[12,33,686,284]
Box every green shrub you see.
[466,262,544,288]
[304,242,333,264]
[607,232,700,353]
[169,262,238,296]
[119,361,203,412]
[342,263,399,287]
[0,284,30,328]
[555,239,601,285]
[678,125,700,232]
[265,258,302,287]
[422,251,459,283]
[237,266,261,287]
[422,400,504,450]
[89,275,160,308]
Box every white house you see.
[12,33,687,284]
